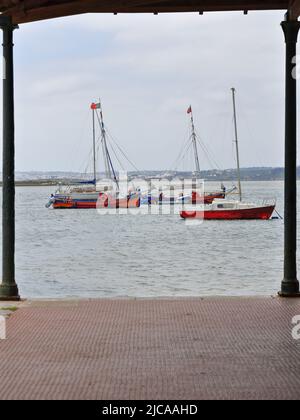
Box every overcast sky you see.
[0,10,296,172]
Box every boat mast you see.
[99,100,112,180]
[189,107,201,177]
[231,88,242,202]
[92,107,97,187]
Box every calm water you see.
[0,181,297,298]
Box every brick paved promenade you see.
[0,297,300,400]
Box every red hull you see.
[181,205,275,220]
[53,201,97,209]
[97,195,140,209]
[53,197,140,209]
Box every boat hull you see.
[180,205,275,220]
[97,195,140,209]
[51,190,225,209]
[52,194,140,209]
[140,192,225,206]
[53,200,98,209]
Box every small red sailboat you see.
[52,197,98,209]
[180,88,276,221]
[51,192,141,210]
[47,100,140,210]
[181,199,276,220]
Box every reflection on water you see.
[0,181,296,298]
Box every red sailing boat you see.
[181,200,276,220]
[47,100,141,210]
[180,89,276,221]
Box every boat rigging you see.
[46,100,138,209]
[180,89,276,221]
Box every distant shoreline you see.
[0,179,288,188]
[0,180,67,187]
[15,180,61,187]
[0,167,296,186]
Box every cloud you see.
[0,10,292,172]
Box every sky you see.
[0,10,295,172]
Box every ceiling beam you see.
[0,0,291,25]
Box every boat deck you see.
[1,297,300,400]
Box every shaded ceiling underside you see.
[0,0,298,24]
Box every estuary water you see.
[0,181,296,298]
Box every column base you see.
[0,284,20,301]
[279,279,300,297]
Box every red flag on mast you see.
[91,103,101,110]
[187,106,192,114]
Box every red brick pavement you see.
[0,297,300,400]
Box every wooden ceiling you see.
[0,1,298,25]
